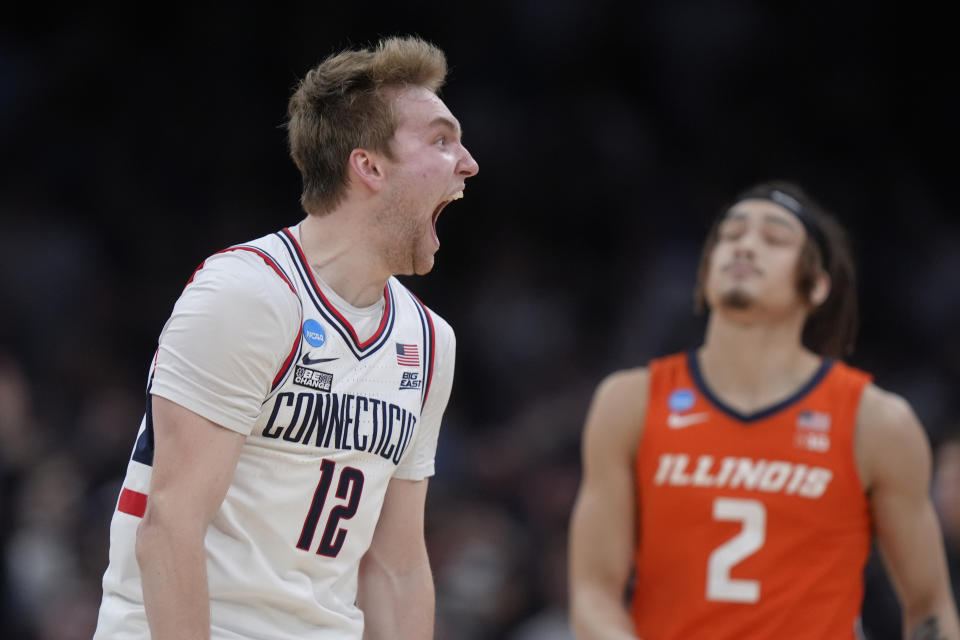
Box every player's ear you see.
[348,148,386,193]
[809,271,830,307]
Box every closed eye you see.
[718,219,746,241]
[763,222,800,246]
[764,232,793,245]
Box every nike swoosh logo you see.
[667,412,710,429]
[302,355,338,365]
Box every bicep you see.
[359,478,433,638]
[366,477,429,570]
[145,395,247,534]
[569,456,636,594]
[862,389,952,613]
[569,373,644,596]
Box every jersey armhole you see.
[211,245,304,400]
[848,372,875,497]
[636,359,666,460]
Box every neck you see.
[298,208,390,308]
[698,309,822,414]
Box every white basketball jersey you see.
[95,225,455,639]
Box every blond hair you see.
[286,36,448,214]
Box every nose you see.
[458,145,479,178]
[732,227,761,257]
[733,242,756,259]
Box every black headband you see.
[739,189,832,268]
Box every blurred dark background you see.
[2,2,959,639]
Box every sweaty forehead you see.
[725,199,802,230]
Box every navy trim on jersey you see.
[686,350,835,423]
[132,369,156,467]
[407,292,436,411]
[276,229,396,360]
[271,327,304,393]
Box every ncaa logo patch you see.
[302,319,326,347]
[668,388,696,413]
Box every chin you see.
[413,255,436,276]
[718,289,755,310]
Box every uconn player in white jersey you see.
[94,36,478,640]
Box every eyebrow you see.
[724,210,801,232]
[762,213,801,231]
[429,116,463,139]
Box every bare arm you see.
[358,477,434,640]
[135,395,246,640]
[569,369,648,640]
[857,384,960,640]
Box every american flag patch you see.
[396,343,420,367]
[797,410,831,432]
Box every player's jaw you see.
[380,186,465,276]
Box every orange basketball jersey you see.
[632,352,873,639]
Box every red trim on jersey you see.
[118,488,148,518]
[274,327,302,389]
[217,247,297,295]
[184,262,204,287]
[282,227,391,349]
[184,247,297,295]
[180,245,301,389]
[409,293,437,409]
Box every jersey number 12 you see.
[297,459,365,557]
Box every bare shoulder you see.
[858,383,927,446]
[593,367,650,419]
[856,382,932,492]
[582,367,650,456]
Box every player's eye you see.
[764,227,796,245]
[718,221,745,240]
[435,136,447,146]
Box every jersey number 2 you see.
[706,497,766,603]
[297,459,365,557]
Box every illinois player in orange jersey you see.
[568,181,960,639]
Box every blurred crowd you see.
[2,229,959,640]
[2,2,960,639]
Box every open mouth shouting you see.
[431,190,465,246]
